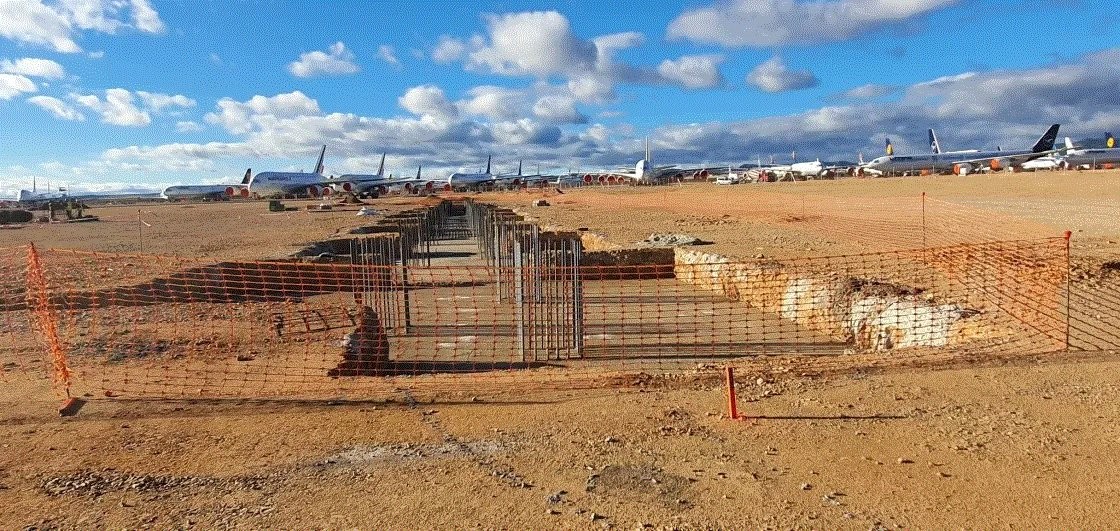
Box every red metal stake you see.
[725,366,739,420]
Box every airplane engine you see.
[1105,163,1115,170]
[583,174,593,183]
[952,164,967,175]
[989,159,1002,171]
[598,175,606,183]
[321,186,332,196]
[699,170,709,180]
[425,181,435,191]
[307,185,320,197]
[403,183,413,193]
[240,188,250,198]
[511,178,521,187]
[443,184,452,192]
[920,169,931,176]
[225,186,236,196]
[341,182,353,193]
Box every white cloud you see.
[432,36,465,64]
[399,85,458,122]
[841,83,897,100]
[288,41,360,78]
[176,121,203,133]
[747,56,819,93]
[0,73,37,99]
[438,11,726,104]
[205,91,322,134]
[0,0,165,53]
[136,91,195,112]
[27,95,84,120]
[129,0,164,33]
[458,85,524,121]
[377,44,400,67]
[87,50,104,59]
[73,88,150,126]
[1,57,65,79]
[532,95,586,124]
[667,0,959,47]
[465,11,596,76]
[657,55,725,90]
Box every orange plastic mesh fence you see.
[0,246,40,398]
[0,236,1084,403]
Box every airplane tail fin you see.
[858,152,865,165]
[885,138,894,156]
[241,168,252,184]
[1108,132,1116,149]
[416,165,422,179]
[928,129,942,154]
[1031,124,1060,153]
[377,153,386,177]
[314,145,326,174]
[518,160,522,176]
[1064,137,1075,150]
[485,155,491,175]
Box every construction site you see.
[2,172,1119,528]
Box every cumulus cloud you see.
[432,35,466,63]
[1,57,65,79]
[0,0,165,53]
[439,10,727,102]
[747,56,819,93]
[288,41,360,77]
[657,55,725,90]
[532,95,586,124]
[458,85,525,121]
[0,73,37,99]
[205,91,321,134]
[377,44,400,67]
[69,88,191,126]
[465,11,596,76]
[667,0,959,47]
[73,88,149,126]
[399,85,459,123]
[27,95,84,120]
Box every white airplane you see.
[578,139,720,185]
[1061,134,1120,169]
[161,168,251,201]
[331,154,395,198]
[247,145,339,198]
[1020,156,1063,171]
[446,155,494,190]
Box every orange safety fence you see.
[0,235,1090,404]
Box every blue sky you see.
[1,0,1119,195]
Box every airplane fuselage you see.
[1063,149,1120,168]
[865,149,1042,174]
[161,184,246,200]
[248,171,332,198]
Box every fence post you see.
[1064,230,1072,352]
[25,243,73,399]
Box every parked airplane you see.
[578,139,723,185]
[1061,134,1120,169]
[246,145,336,198]
[330,154,397,198]
[446,155,495,190]
[161,169,251,201]
[1020,156,1063,171]
[862,124,1062,175]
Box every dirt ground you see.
[2,171,1120,528]
[0,197,437,260]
